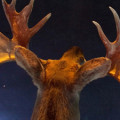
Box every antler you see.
[0,32,15,63]
[93,7,120,81]
[2,0,51,47]
[0,0,51,64]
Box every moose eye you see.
[79,57,85,65]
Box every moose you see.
[0,0,120,120]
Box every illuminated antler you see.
[2,0,51,47]
[0,32,15,63]
[93,7,120,81]
[0,0,51,63]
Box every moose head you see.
[14,45,110,120]
[0,0,120,120]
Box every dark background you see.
[0,0,120,120]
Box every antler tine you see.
[10,0,16,8]
[109,6,120,46]
[2,0,16,10]
[21,0,34,21]
[2,0,17,28]
[2,0,7,5]
[92,21,112,52]
[30,13,51,37]
[2,0,8,10]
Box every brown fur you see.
[32,87,70,120]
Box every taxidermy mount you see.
[0,0,120,120]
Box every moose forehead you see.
[44,59,81,86]
[45,59,80,72]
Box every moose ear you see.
[75,57,111,90]
[14,46,44,79]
